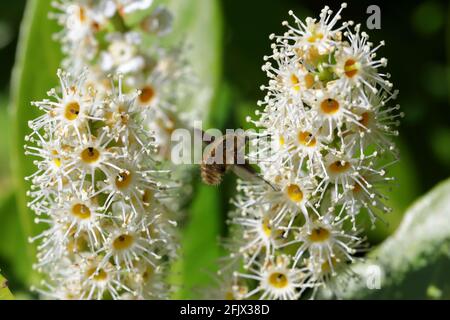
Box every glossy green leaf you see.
[159,0,224,298]
[0,192,29,293]
[0,274,14,300]
[0,96,12,192]
[328,178,450,299]
[176,184,222,299]
[10,0,63,286]
[164,0,224,126]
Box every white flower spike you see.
[223,3,401,300]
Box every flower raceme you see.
[25,0,192,300]
[26,71,178,300]
[221,4,402,300]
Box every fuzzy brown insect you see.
[198,130,273,187]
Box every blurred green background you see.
[0,0,450,298]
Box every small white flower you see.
[100,32,145,74]
[140,6,173,36]
[279,213,365,268]
[230,207,282,265]
[334,24,392,95]
[30,70,103,137]
[75,255,128,300]
[277,4,350,55]
[234,255,309,300]
[346,89,402,156]
[99,214,164,272]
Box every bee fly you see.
[196,129,273,188]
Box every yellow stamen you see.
[344,59,359,78]
[290,74,300,91]
[304,73,315,89]
[115,171,132,190]
[78,6,86,22]
[286,184,304,203]
[112,234,134,250]
[297,131,316,147]
[328,160,351,174]
[64,101,80,121]
[52,150,62,167]
[262,219,272,237]
[320,98,340,114]
[268,272,288,289]
[71,203,91,220]
[307,33,324,43]
[309,227,330,242]
[139,85,156,104]
[86,267,108,281]
[81,147,100,164]
[359,112,370,129]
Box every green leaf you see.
[157,0,224,299]
[329,178,450,299]
[10,0,63,286]
[0,274,14,300]
[175,184,223,299]
[0,192,29,293]
[0,95,12,192]
[164,0,224,127]
[172,83,233,299]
